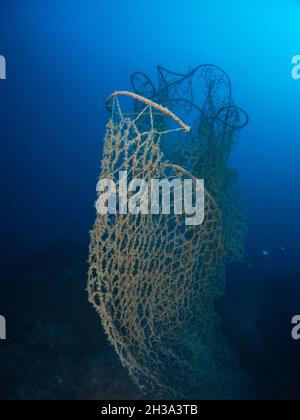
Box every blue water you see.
[0,0,300,400]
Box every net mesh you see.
[131,65,249,263]
[88,89,251,399]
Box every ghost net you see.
[88,90,251,399]
[131,65,249,263]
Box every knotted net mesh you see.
[88,90,251,399]
[131,65,249,263]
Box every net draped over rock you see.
[88,87,251,399]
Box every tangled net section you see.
[88,87,251,399]
[131,65,249,263]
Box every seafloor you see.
[0,241,141,400]
[0,240,299,400]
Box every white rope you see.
[158,127,186,135]
[149,105,154,130]
[133,104,150,124]
[116,97,124,122]
[111,96,116,119]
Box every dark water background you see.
[0,0,300,399]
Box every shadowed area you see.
[0,241,141,400]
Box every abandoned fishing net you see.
[131,65,249,263]
[88,87,251,399]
